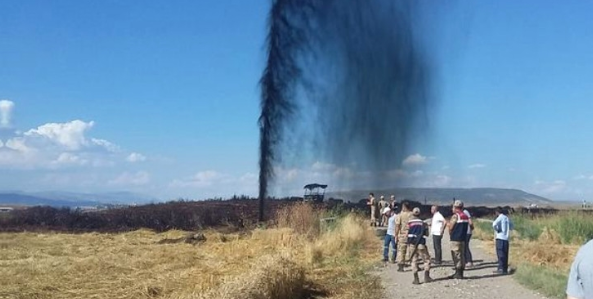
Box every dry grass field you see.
[2,203,382,299]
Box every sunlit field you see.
[3,203,382,299]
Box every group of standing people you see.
[372,196,514,284]
[370,194,593,298]
[367,193,398,227]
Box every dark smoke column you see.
[258,0,305,221]
[258,0,432,221]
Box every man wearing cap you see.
[394,201,413,272]
[382,207,397,264]
[379,196,389,226]
[407,207,433,284]
[448,200,469,279]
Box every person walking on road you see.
[407,207,433,284]
[492,207,513,274]
[430,205,446,265]
[448,200,469,279]
[394,201,413,272]
[382,207,397,264]
[463,206,475,268]
[566,239,593,299]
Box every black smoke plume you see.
[259,0,432,220]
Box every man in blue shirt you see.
[566,239,593,299]
[492,207,513,274]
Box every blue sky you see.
[1,1,592,201]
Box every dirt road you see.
[374,236,550,299]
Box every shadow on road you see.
[465,262,498,271]
[466,272,513,280]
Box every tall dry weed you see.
[538,227,562,245]
[321,215,366,252]
[305,215,370,266]
[275,202,321,237]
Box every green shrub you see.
[551,212,593,245]
[475,221,493,233]
[511,215,543,241]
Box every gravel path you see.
[374,236,550,299]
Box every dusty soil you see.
[373,236,550,299]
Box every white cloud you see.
[411,170,424,177]
[41,173,101,187]
[51,152,89,167]
[0,100,14,127]
[333,167,355,179]
[535,180,567,194]
[91,138,120,152]
[109,171,151,186]
[239,172,258,183]
[170,171,231,188]
[0,119,138,169]
[169,170,258,198]
[402,154,428,166]
[432,175,452,187]
[468,163,486,169]
[24,120,94,150]
[5,138,33,153]
[126,152,147,163]
[573,174,593,181]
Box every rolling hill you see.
[326,187,553,206]
[0,191,158,207]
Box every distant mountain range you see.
[0,188,553,208]
[326,187,553,206]
[0,191,159,207]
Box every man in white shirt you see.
[382,207,398,263]
[430,205,445,265]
